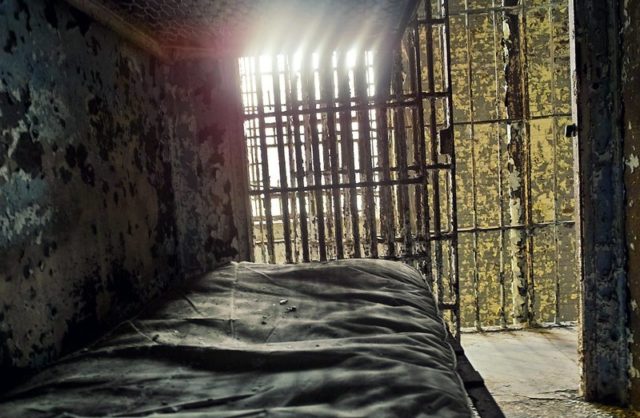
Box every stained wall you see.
[622,0,640,408]
[0,0,249,383]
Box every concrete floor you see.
[462,327,637,418]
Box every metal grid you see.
[239,0,461,335]
[449,0,576,330]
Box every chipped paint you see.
[622,0,640,408]
[572,0,630,406]
[451,1,577,329]
[626,154,639,173]
[0,0,250,383]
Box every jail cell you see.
[239,0,461,333]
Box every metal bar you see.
[408,28,423,241]
[442,0,461,339]
[412,18,434,285]
[285,57,310,263]
[338,51,362,258]
[272,56,293,263]
[463,0,481,331]
[491,3,508,330]
[250,176,429,195]
[548,3,561,325]
[503,0,533,325]
[255,58,276,264]
[375,49,396,257]
[392,48,414,257]
[520,0,536,329]
[242,58,268,263]
[321,53,344,259]
[424,0,445,308]
[243,92,450,120]
[303,56,327,261]
[354,52,378,258]
[451,113,573,126]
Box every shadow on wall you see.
[0,0,249,387]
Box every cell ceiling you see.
[64,0,418,59]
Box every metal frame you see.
[239,0,461,336]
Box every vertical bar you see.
[243,58,268,263]
[413,19,434,283]
[463,0,482,330]
[321,53,345,259]
[355,52,379,258]
[284,58,300,263]
[287,59,311,263]
[303,56,327,261]
[375,49,397,257]
[338,51,362,258]
[548,3,561,325]
[425,0,445,305]
[392,49,413,257]
[442,0,461,337]
[272,56,293,263]
[490,2,509,329]
[503,0,533,325]
[255,58,276,264]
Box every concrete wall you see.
[622,0,640,408]
[572,0,636,407]
[167,57,251,275]
[0,0,249,383]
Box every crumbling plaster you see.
[0,0,250,383]
[571,0,629,407]
[622,0,640,408]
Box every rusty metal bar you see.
[321,53,344,259]
[487,3,509,330]
[338,51,362,258]
[503,0,534,326]
[411,18,434,284]
[285,58,310,263]
[442,0,461,339]
[242,92,451,120]
[255,59,276,264]
[354,52,378,258]
[424,0,445,306]
[375,50,396,258]
[272,57,293,263]
[548,3,561,325]
[250,175,431,195]
[303,56,327,261]
[462,0,481,331]
[392,49,413,257]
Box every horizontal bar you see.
[452,113,573,127]
[253,232,456,246]
[242,91,450,120]
[448,3,561,18]
[249,176,430,195]
[417,18,446,25]
[456,220,576,234]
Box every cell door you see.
[239,1,460,335]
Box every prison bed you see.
[0,259,499,417]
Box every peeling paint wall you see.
[449,0,577,329]
[622,0,640,408]
[0,0,249,382]
[167,57,252,275]
[571,0,628,406]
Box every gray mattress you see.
[0,259,471,417]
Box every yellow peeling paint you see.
[627,154,640,173]
[451,2,577,327]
